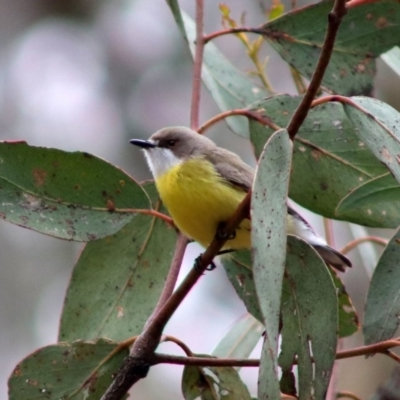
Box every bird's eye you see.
[167,140,176,147]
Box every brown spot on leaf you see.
[74,184,81,190]
[106,199,115,212]
[381,147,393,162]
[311,149,322,161]
[366,13,373,20]
[119,180,125,187]
[32,168,47,186]
[376,17,388,28]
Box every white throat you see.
[143,147,182,179]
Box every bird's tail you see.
[312,244,352,272]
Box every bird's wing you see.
[204,147,254,192]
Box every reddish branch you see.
[197,109,280,134]
[285,0,347,139]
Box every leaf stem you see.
[340,236,388,255]
[203,27,263,43]
[197,109,280,134]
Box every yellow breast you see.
[155,157,251,249]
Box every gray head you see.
[130,126,216,178]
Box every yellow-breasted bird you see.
[130,126,351,271]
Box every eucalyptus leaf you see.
[59,183,177,342]
[279,236,337,399]
[364,226,400,345]
[260,0,400,95]
[252,129,292,399]
[0,142,150,241]
[249,95,396,227]
[8,339,128,400]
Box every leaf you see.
[329,270,359,338]
[221,250,263,323]
[252,129,292,399]
[343,97,400,186]
[212,313,263,364]
[223,249,357,339]
[165,0,188,43]
[182,355,252,400]
[8,339,128,400]
[0,142,150,241]
[336,173,400,227]
[249,95,396,227]
[260,0,400,95]
[59,183,177,342]
[179,13,270,137]
[363,226,400,345]
[279,236,338,400]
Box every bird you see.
[130,126,351,272]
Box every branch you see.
[197,109,280,134]
[285,0,348,140]
[190,0,204,130]
[340,236,388,255]
[118,208,174,227]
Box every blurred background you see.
[0,0,399,399]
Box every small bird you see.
[130,126,351,272]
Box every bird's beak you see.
[129,139,156,149]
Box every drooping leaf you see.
[363,227,400,345]
[182,355,252,400]
[343,96,400,186]
[223,248,357,339]
[59,183,177,342]
[329,269,359,338]
[279,236,337,400]
[0,142,150,241]
[222,250,263,323]
[176,12,269,137]
[336,173,400,227]
[8,339,128,400]
[212,313,263,365]
[249,95,397,227]
[252,129,292,399]
[260,0,400,95]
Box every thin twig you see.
[340,236,388,255]
[323,218,335,247]
[336,391,362,400]
[286,0,348,139]
[203,27,263,43]
[197,109,280,134]
[117,208,174,227]
[161,335,194,356]
[145,234,188,327]
[190,0,204,130]
[385,350,400,364]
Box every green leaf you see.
[260,0,400,95]
[222,250,263,323]
[179,13,270,137]
[329,270,359,338]
[363,226,400,345]
[182,355,252,400]
[343,97,400,186]
[0,142,150,241]
[59,183,177,342]
[165,0,188,43]
[223,250,357,339]
[279,236,337,400]
[249,95,392,227]
[8,339,128,400]
[252,129,292,399]
[336,173,400,228]
[212,313,263,365]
